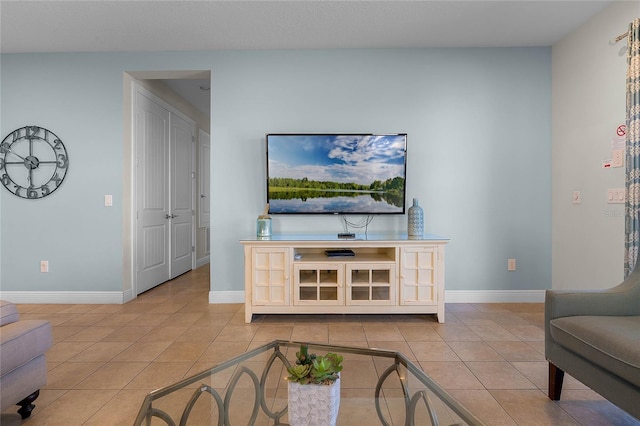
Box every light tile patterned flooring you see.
[5,264,639,425]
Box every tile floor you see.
[4,264,639,425]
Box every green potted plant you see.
[286,344,343,426]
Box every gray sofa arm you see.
[0,300,20,326]
[545,269,640,322]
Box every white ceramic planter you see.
[287,376,340,426]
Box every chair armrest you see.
[0,300,20,326]
[546,270,640,322]
[0,319,52,377]
[545,271,640,359]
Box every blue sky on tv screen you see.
[267,134,406,185]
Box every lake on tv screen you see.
[269,193,403,214]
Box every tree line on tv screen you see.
[268,176,405,194]
[268,177,405,208]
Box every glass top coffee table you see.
[134,340,484,425]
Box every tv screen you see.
[266,134,407,214]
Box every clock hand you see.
[5,149,39,169]
[6,148,26,162]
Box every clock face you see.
[0,126,69,199]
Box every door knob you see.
[171,214,179,218]
[165,214,171,219]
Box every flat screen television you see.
[266,133,407,214]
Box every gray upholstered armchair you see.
[0,300,52,419]
[545,268,640,419]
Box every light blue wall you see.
[0,48,551,295]
[551,1,635,290]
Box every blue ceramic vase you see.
[408,198,424,236]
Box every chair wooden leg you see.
[548,363,564,401]
[17,389,39,419]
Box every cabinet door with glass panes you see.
[293,263,344,305]
[346,264,396,305]
[251,247,290,306]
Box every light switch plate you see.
[105,195,113,207]
[607,188,626,204]
[572,191,581,204]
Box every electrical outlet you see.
[40,260,49,273]
[507,258,516,271]
[612,149,624,167]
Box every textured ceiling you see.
[1,0,615,54]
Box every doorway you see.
[124,71,211,299]
[134,85,195,293]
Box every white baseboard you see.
[209,291,244,304]
[196,256,210,268]
[0,291,127,304]
[445,290,545,303]
[0,289,546,305]
[207,290,545,305]
[123,288,135,303]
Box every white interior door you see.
[135,85,196,294]
[170,114,194,278]
[136,91,171,294]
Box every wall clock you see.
[0,125,69,199]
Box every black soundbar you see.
[324,249,355,257]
